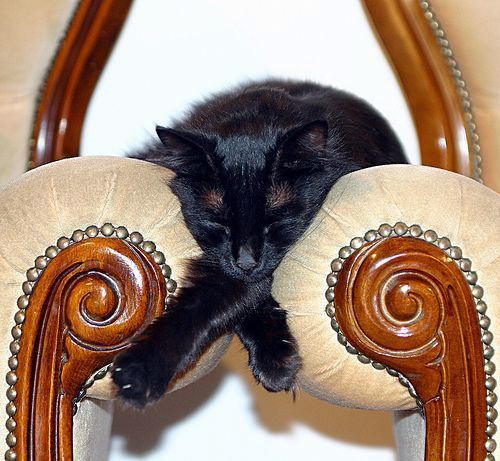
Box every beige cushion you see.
[0,157,232,457]
[73,399,114,461]
[273,164,499,410]
[393,410,425,461]
[431,0,500,192]
[0,0,79,186]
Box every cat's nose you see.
[236,243,257,271]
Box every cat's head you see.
[152,121,349,282]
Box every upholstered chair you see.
[0,157,498,460]
[1,1,499,460]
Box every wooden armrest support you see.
[8,230,169,460]
[334,235,490,460]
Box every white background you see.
[81,0,420,459]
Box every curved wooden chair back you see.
[362,0,481,182]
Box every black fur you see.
[112,79,407,407]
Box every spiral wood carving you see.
[14,238,166,460]
[335,237,487,460]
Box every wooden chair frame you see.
[362,0,481,181]
[30,0,132,168]
[20,1,490,459]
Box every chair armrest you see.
[273,164,499,460]
[0,157,231,460]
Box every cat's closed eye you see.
[263,222,281,237]
[282,160,302,169]
[282,157,323,172]
[207,222,230,236]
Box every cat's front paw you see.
[251,340,302,393]
[112,343,171,408]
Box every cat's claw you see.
[251,342,302,393]
[112,343,170,408]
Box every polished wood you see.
[363,0,473,177]
[335,237,486,460]
[30,0,133,168]
[15,238,166,460]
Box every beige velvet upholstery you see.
[0,157,232,458]
[0,0,79,186]
[431,0,500,193]
[273,164,499,410]
[73,400,114,461]
[393,410,425,461]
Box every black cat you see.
[112,79,407,407]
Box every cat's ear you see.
[155,126,217,176]
[278,120,328,170]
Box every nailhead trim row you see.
[420,0,484,183]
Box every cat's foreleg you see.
[112,262,244,407]
[235,296,302,392]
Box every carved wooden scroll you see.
[11,237,166,460]
[31,0,133,168]
[362,0,479,180]
[335,237,487,460]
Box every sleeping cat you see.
[112,79,408,407]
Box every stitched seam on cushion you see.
[149,207,184,233]
[0,250,24,275]
[283,254,324,275]
[96,171,117,224]
[50,177,64,235]
[455,178,465,238]
[380,181,403,220]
